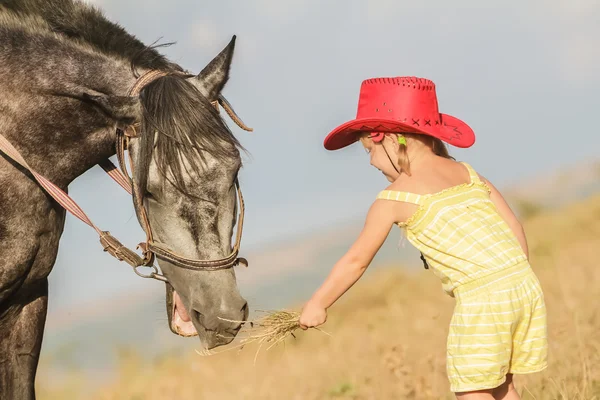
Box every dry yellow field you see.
[39,195,600,399]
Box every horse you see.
[0,0,252,398]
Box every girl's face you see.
[362,135,400,182]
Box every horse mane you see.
[0,0,182,72]
[137,75,242,198]
[0,0,242,197]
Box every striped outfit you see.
[377,162,547,392]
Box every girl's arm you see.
[482,176,530,259]
[299,200,397,328]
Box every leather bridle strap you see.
[0,132,156,274]
[112,123,247,271]
[113,70,250,271]
[0,134,103,234]
[130,70,170,96]
[0,131,247,274]
[0,69,251,282]
[109,70,251,272]
[147,181,248,270]
[212,95,253,132]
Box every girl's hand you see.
[299,301,327,330]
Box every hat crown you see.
[356,77,442,127]
[363,77,436,90]
[322,75,475,151]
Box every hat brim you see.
[323,114,475,150]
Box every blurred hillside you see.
[37,164,600,399]
[504,159,600,218]
[38,193,600,399]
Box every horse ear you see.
[82,93,141,128]
[196,35,236,101]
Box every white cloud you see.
[189,20,221,50]
[540,0,600,84]
[549,0,598,17]
[364,0,431,22]
[231,33,259,65]
[558,33,599,84]
[252,0,319,21]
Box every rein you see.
[0,70,251,283]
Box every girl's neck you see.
[407,144,436,171]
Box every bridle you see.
[0,70,252,283]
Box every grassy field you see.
[38,195,600,399]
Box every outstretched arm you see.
[299,200,397,329]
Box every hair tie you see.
[397,135,407,146]
[369,132,385,143]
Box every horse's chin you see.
[171,291,199,337]
[166,283,198,337]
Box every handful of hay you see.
[242,310,302,350]
[197,310,329,361]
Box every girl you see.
[299,77,547,399]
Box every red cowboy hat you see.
[324,77,475,150]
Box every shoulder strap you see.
[461,162,481,184]
[377,190,423,205]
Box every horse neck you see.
[6,60,143,188]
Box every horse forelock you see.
[136,74,243,199]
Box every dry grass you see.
[200,310,305,362]
[37,195,600,400]
[234,310,302,352]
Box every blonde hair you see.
[361,132,454,176]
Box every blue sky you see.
[47,0,599,313]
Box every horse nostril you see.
[193,309,221,331]
[241,302,249,320]
[193,310,203,323]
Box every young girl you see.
[299,77,547,399]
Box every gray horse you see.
[0,0,251,398]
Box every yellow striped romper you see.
[377,162,548,392]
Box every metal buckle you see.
[134,264,168,282]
